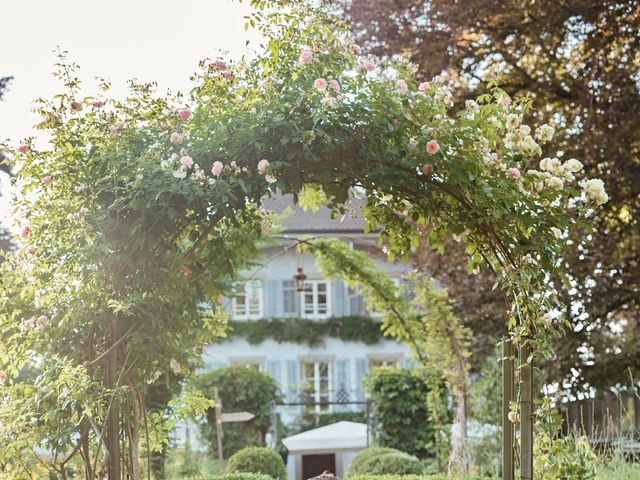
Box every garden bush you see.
[353,452,425,475]
[179,475,274,480]
[348,448,404,476]
[226,447,287,480]
[346,475,492,480]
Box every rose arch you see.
[0,4,606,480]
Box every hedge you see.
[356,453,425,475]
[346,475,493,480]
[226,447,287,480]
[348,448,405,476]
[178,475,274,480]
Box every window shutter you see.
[355,358,368,401]
[350,294,365,316]
[332,281,346,317]
[266,360,282,389]
[335,359,350,410]
[282,280,296,316]
[286,360,299,403]
[265,280,278,317]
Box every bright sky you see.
[0,0,263,225]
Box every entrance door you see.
[301,453,336,480]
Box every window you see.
[232,280,264,319]
[368,354,402,368]
[282,280,296,315]
[301,360,332,413]
[301,280,331,319]
[229,356,264,370]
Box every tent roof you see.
[282,421,367,453]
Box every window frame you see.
[300,358,334,413]
[300,279,331,319]
[232,280,264,320]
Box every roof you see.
[262,194,368,234]
[282,421,368,453]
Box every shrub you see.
[179,475,274,480]
[226,447,287,480]
[348,448,404,476]
[196,366,282,457]
[364,367,441,457]
[345,475,492,480]
[354,452,425,475]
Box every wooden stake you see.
[519,342,533,480]
[214,387,225,474]
[502,337,514,480]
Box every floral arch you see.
[0,4,606,480]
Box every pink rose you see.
[70,101,83,112]
[499,96,512,107]
[396,79,408,94]
[170,132,183,144]
[93,100,105,108]
[178,109,191,121]
[17,145,29,154]
[257,159,270,174]
[0,370,7,384]
[356,59,375,73]
[426,140,440,155]
[209,60,227,71]
[108,123,123,135]
[329,79,341,92]
[221,70,233,79]
[418,81,431,92]
[351,44,362,55]
[179,265,193,277]
[508,167,521,178]
[179,156,194,168]
[25,245,36,255]
[313,78,328,91]
[42,175,54,187]
[298,50,314,66]
[211,161,223,177]
[261,223,271,236]
[421,164,432,176]
[20,225,31,240]
[543,313,553,324]
[426,127,437,136]
[36,315,49,328]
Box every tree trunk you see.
[128,394,141,480]
[106,319,122,480]
[448,389,470,475]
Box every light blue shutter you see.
[282,280,296,317]
[332,281,346,317]
[350,292,365,316]
[265,280,278,317]
[286,360,299,403]
[266,360,282,389]
[355,358,368,401]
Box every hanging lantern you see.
[294,267,307,292]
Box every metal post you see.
[214,387,225,474]
[502,338,514,480]
[519,342,533,480]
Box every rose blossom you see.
[170,358,181,374]
[25,245,36,255]
[70,101,83,112]
[473,265,481,275]
[351,44,362,54]
[17,145,29,154]
[93,100,105,108]
[258,159,270,174]
[36,315,49,329]
[508,411,517,423]
[0,370,7,384]
[179,156,194,168]
[42,175,53,187]
[313,78,328,91]
[20,225,31,240]
[221,70,233,79]
[298,50,314,65]
[209,60,227,71]
[179,265,193,277]
[426,140,440,155]
[418,81,431,92]
[265,174,277,184]
[170,132,183,144]
[178,108,191,121]
[543,313,553,324]
[329,79,341,92]
[108,123,123,135]
[356,59,375,73]
[499,96,512,107]
[211,161,223,177]
[508,167,521,178]
[396,79,408,94]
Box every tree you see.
[342,0,640,395]
[0,75,14,255]
[0,3,605,478]
[196,366,282,457]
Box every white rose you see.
[546,176,564,190]
[535,124,555,144]
[580,178,608,205]
[564,158,583,173]
[506,114,521,131]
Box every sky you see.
[0,0,263,224]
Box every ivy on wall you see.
[221,316,385,346]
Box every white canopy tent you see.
[282,421,368,480]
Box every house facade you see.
[201,194,412,425]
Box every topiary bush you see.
[348,448,404,476]
[226,447,287,480]
[354,452,425,476]
[346,475,492,480]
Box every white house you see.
[201,193,412,426]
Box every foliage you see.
[343,0,639,395]
[469,351,502,427]
[225,316,383,346]
[225,447,286,480]
[348,448,405,476]
[176,474,274,480]
[346,476,492,480]
[533,432,598,480]
[196,366,282,457]
[0,0,605,476]
[364,368,437,458]
[355,453,426,476]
